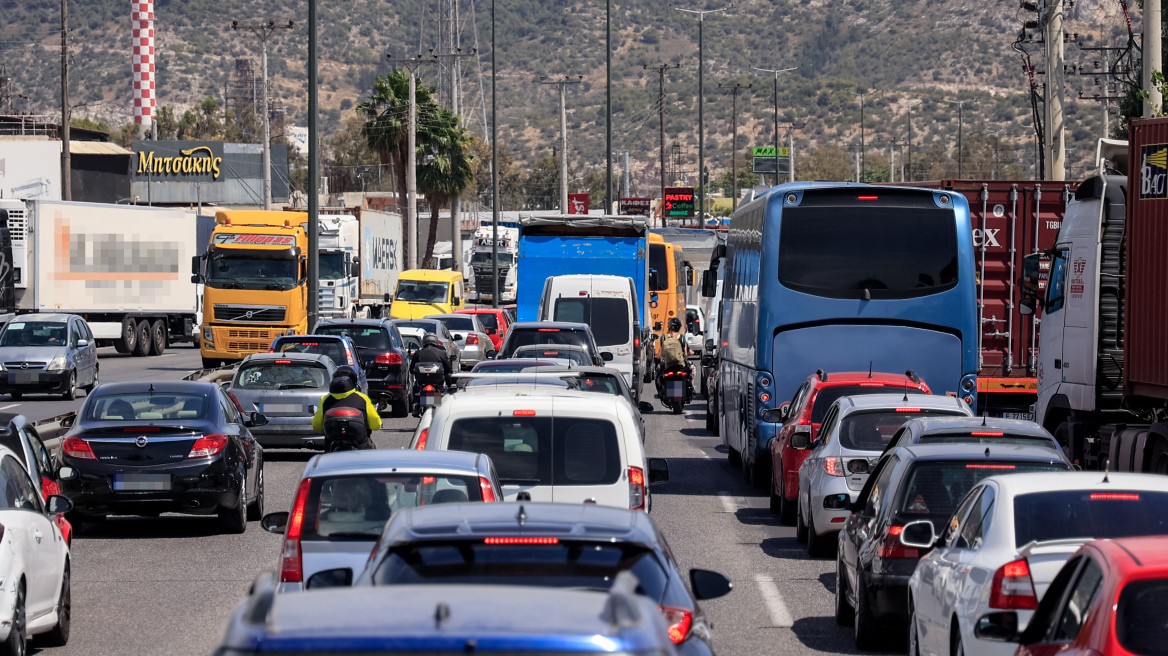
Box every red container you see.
[1125,119,1168,401]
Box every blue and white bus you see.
[718,184,979,483]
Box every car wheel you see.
[218,477,247,534]
[8,393,19,401]
[727,445,741,468]
[2,583,25,656]
[391,398,409,418]
[40,564,70,646]
[854,568,881,650]
[907,602,921,656]
[950,626,965,656]
[61,371,77,401]
[86,365,99,394]
[795,500,809,543]
[149,320,167,355]
[835,555,854,626]
[246,466,264,522]
[807,508,831,557]
[114,318,137,354]
[133,321,152,357]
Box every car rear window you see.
[897,461,1066,520]
[568,375,623,396]
[918,432,1056,448]
[473,313,499,330]
[812,385,925,423]
[837,410,964,451]
[371,540,668,601]
[513,345,591,366]
[273,339,349,367]
[504,328,591,356]
[447,417,621,487]
[317,325,390,350]
[87,393,210,421]
[235,362,330,390]
[301,474,482,541]
[470,361,555,373]
[553,298,630,347]
[1117,579,1168,656]
[440,317,476,331]
[1012,491,1168,547]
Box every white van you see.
[409,385,668,510]
[537,275,644,400]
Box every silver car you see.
[259,449,502,593]
[0,313,99,400]
[794,393,973,556]
[425,314,495,370]
[227,352,336,449]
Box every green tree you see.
[798,145,852,181]
[523,154,560,210]
[324,115,380,193]
[358,70,437,218]
[417,107,476,266]
[156,106,179,140]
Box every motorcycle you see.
[656,364,692,414]
[322,406,373,452]
[412,361,447,417]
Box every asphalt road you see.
[30,350,875,656]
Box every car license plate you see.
[261,403,303,414]
[421,394,439,407]
[666,381,685,399]
[8,372,39,384]
[113,474,172,491]
[1001,412,1035,421]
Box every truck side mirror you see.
[701,270,716,297]
[191,255,201,276]
[350,261,360,277]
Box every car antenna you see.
[982,414,987,426]
[868,361,873,378]
[148,383,155,395]
[1101,463,1110,484]
[434,602,451,628]
[984,447,990,458]
[902,381,908,402]
[516,504,527,527]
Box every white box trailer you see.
[6,199,200,356]
[356,209,402,318]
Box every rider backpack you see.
[660,335,686,367]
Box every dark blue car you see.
[269,334,367,394]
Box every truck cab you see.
[317,214,359,319]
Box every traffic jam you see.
[0,128,1164,655]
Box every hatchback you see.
[499,322,606,366]
[314,318,411,416]
[425,313,495,369]
[455,307,511,350]
[386,319,461,369]
[227,353,336,449]
[512,344,592,366]
[0,314,98,400]
[884,417,1066,459]
[269,334,366,393]
[0,414,73,544]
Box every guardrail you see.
[183,363,237,384]
[33,412,78,451]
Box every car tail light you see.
[187,434,229,458]
[629,466,646,510]
[989,559,1038,609]
[479,476,497,502]
[63,436,96,460]
[537,328,561,332]
[484,537,558,545]
[513,410,536,416]
[966,464,1016,469]
[876,526,919,559]
[634,336,641,349]
[824,457,844,477]
[375,352,404,365]
[228,392,244,413]
[280,478,312,583]
[414,428,429,450]
[466,334,479,345]
[859,382,885,387]
[660,606,693,644]
[275,360,292,364]
[1090,493,1139,500]
[970,431,1005,437]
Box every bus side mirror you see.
[686,268,694,286]
[701,270,716,297]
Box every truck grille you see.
[213,304,286,323]
[474,269,509,294]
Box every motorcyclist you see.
[410,333,453,388]
[658,317,694,396]
[312,365,382,451]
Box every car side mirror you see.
[638,401,654,414]
[77,339,89,348]
[486,350,498,359]
[761,408,785,423]
[260,511,289,534]
[56,466,78,482]
[246,412,269,428]
[46,495,73,515]
[899,519,937,549]
[790,426,812,450]
[306,567,353,590]
[647,458,670,484]
[689,569,733,601]
[974,612,1019,642]
[60,414,75,429]
[601,352,614,362]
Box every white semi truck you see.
[317,209,403,319]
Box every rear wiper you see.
[277,383,315,390]
[324,531,382,540]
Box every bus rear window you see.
[779,206,959,299]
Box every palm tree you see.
[357,70,437,219]
[418,107,476,267]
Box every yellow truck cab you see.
[196,210,309,367]
[388,269,466,319]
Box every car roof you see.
[1087,536,1168,571]
[391,318,441,326]
[441,388,627,411]
[424,314,467,320]
[891,442,1071,464]
[317,318,389,328]
[91,380,217,396]
[473,359,558,368]
[303,449,484,478]
[455,308,501,314]
[383,501,657,545]
[528,365,623,377]
[515,343,588,350]
[280,334,348,342]
[913,416,1053,436]
[809,371,927,387]
[839,393,970,413]
[9,313,75,323]
[240,352,333,365]
[509,321,591,331]
[981,471,1168,496]
[398,268,462,281]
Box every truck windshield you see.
[472,252,514,265]
[395,280,449,303]
[318,253,346,280]
[206,254,298,290]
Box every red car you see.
[1006,536,1168,656]
[768,370,930,524]
[0,414,72,544]
[455,308,512,351]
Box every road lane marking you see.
[0,404,20,411]
[695,448,712,459]
[754,574,795,627]
[716,491,738,513]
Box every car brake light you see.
[187,434,229,458]
[660,606,693,644]
[414,428,429,450]
[970,431,1005,437]
[484,537,558,544]
[466,334,479,345]
[375,352,403,365]
[858,195,879,200]
[513,410,536,416]
[1090,493,1139,500]
[896,408,921,413]
[989,558,1038,609]
[63,436,96,460]
[300,342,319,346]
[823,458,844,477]
[876,526,919,559]
[537,328,561,332]
[479,476,497,502]
[275,360,292,364]
[228,392,244,413]
[629,466,646,510]
[281,478,312,583]
[966,464,1016,469]
[859,382,885,387]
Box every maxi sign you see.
[752,146,790,175]
[662,187,695,218]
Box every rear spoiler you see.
[1017,538,1090,558]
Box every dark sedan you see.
[55,381,266,534]
[313,319,411,417]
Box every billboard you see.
[752,146,790,175]
[568,193,589,214]
[619,197,651,216]
[662,187,695,218]
[0,141,61,200]
[130,141,290,204]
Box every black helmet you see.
[668,317,682,332]
[330,365,360,394]
[422,333,441,347]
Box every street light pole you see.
[944,99,967,179]
[855,90,873,181]
[307,0,318,329]
[231,20,294,211]
[676,5,727,224]
[540,75,583,215]
[751,66,797,186]
[606,0,613,213]
[897,99,921,181]
[491,0,499,307]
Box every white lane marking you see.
[695,448,712,460]
[754,574,795,627]
[716,491,738,513]
[0,404,18,411]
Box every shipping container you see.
[1125,120,1168,400]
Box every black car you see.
[313,318,411,417]
[836,443,1070,649]
[55,381,266,534]
[498,321,607,366]
[338,502,731,656]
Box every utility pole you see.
[1043,0,1066,179]
[855,90,872,181]
[540,75,583,215]
[60,0,70,201]
[1145,0,1163,116]
[789,125,796,183]
[434,47,476,270]
[944,99,967,179]
[232,20,293,210]
[623,151,631,197]
[719,82,751,211]
[897,99,921,181]
[307,0,319,329]
[676,5,727,224]
[644,63,678,221]
[751,66,796,187]
[490,0,499,307]
[888,139,897,182]
[387,54,437,270]
[606,0,613,214]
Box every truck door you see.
[1038,246,1070,396]
[1060,236,1097,390]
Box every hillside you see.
[0,0,1139,190]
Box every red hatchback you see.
[455,308,511,351]
[1007,536,1168,656]
[768,370,930,523]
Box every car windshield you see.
[447,416,621,486]
[318,253,347,280]
[472,313,499,330]
[504,329,591,357]
[439,317,476,332]
[205,253,298,290]
[235,362,330,390]
[917,432,1056,448]
[87,393,209,421]
[837,410,965,451]
[1012,490,1168,547]
[301,474,482,541]
[513,345,591,366]
[372,540,668,601]
[0,322,68,347]
[316,326,390,350]
[553,298,630,347]
[395,280,449,303]
[812,385,925,423]
[273,339,350,367]
[1117,579,1168,656]
[897,461,1066,521]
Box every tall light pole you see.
[943,98,967,179]
[232,20,293,210]
[675,5,727,222]
[719,82,750,211]
[1145,0,1163,117]
[751,66,797,186]
[606,0,613,213]
[645,63,678,220]
[897,98,921,181]
[491,0,499,307]
[855,90,873,181]
[307,0,319,329]
[541,75,583,215]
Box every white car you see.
[904,471,1168,656]
[795,394,972,557]
[409,383,668,510]
[0,445,73,651]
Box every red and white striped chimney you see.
[131,0,155,134]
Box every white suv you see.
[409,385,668,510]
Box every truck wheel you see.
[115,318,137,354]
[1150,440,1168,475]
[149,320,167,356]
[133,321,152,357]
